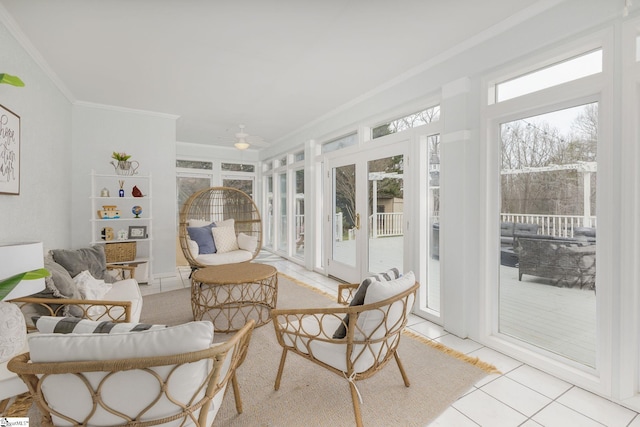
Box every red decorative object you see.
[132,185,143,197]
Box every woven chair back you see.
[179,187,262,269]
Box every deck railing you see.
[361,212,595,239]
[331,212,594,240]
[500,213,596,238]
[369,212,403,237]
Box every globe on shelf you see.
[131,205,142,218]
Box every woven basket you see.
[105,242,136,263]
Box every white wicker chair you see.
[8,320,254,427]
[271,274,418,427]
[178,187,262,271]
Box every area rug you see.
[140,272,499,427]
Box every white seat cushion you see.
[358,271,415,340]
[195,249,253,265]
[28,321,216,426]
[281,316,378,374]
[103,278,143,323]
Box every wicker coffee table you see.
[191,263,278,332]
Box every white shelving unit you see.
[90,170,152,283]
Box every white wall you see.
[0,18,73,251]
[71,103,177,278]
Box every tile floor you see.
[144,255,640,427]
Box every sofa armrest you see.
[9,297,133,332]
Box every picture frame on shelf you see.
[128,225,147,239]
[0,104,21,195]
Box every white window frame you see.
[480,30,614,396]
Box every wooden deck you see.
[336,237,597,368]
[499,264,596,367]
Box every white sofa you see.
[0,247,143,405]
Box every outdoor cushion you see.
[333,268,401,339]
[211,226,240,253]
[33,254,84,317]
[102,278,143,323]
[32,316,166,334]
[359,272,416,340]
[27,321,216,426]
[29,320,214,362]
[238,232,258,253]
[187,222,217,254]
[283,316,378,374]
[195,250,252,265]
[51,246,115,283]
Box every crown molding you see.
[74,101,180,120]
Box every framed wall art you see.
[0,104,20,195]
[128,225,147,239]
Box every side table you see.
[191,263,278,333]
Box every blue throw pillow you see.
[187,223,217,254]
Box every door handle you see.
[355,213,361,230]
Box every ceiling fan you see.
[233,124,269,150]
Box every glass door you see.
[326,160,361,283]
[367,154,404,273]
[325,144,406,283]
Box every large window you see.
[498,103,598,367]
[293,169,305,259]
[426,134,441,314]
[493,49,602,103]
[222,177,254,198]
[278,172,288,253]
[322,133,357,154]
[221,162,256,198]
[264,176,274,249]
[372,106,440,139]
[176,159,213,226]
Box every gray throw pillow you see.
[30,254,84,317]
[43,254,81,299]
[51,246,115,283]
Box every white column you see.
[440,77,474,338]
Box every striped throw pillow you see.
[32,316,166,334]
[332,268,401,339]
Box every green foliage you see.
[0,73,25,87]
[112,152,132,161]
[0,268,49,300]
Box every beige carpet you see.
[141,273,498,427]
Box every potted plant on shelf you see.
[110,152,139,176]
